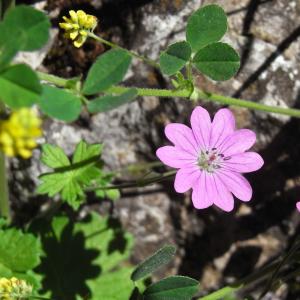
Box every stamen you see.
[198,148,225,173]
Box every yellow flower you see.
[59,10,98,48]
[0,108,42,159]
[0,277,33,300]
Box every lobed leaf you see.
[193,42,240,81]
[82,49,132,95]
[186,4,227,52]
[37,141,103,209]
[30,212,135,300]
[41,144,71,169]
[159,41,192,75]
[0,228,41,272]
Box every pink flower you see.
[297,202,300,212]
[156,106,264,212]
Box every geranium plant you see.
[0,2,299,300]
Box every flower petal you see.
[222,152,264,173]
[210,108,235,149]
[165,123,198,154]
[217,171,252,202]
[296,202,300,212]
[192,172,234,211]
[174,166,201,193]
[219,129,256,156]
[190,106,211,150]
[191,172,213,209]
[211,174,235,212]
[156,146,196,169]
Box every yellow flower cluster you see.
[0,277,32,300]
[0,108,42,159]
[59,10,98,48]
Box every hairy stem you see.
[192,90,300,118]
[88,32,160,69]
[86,170,176,192]
[36,71,300,118]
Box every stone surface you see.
[8,0,300,297]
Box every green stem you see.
[192,90,300,118]
[36,70,300,118]
[107,85,190,98]
[186,61,193,82]
[0,151,10,221]
[86,170,176,192]
[88,32,160,69]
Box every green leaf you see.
[0,23,26,70]
[0,228,41,272]
[193,42,240,81]
[87,88,138,113]
[186,4,227,52]
[82,49,132,95]
[40,85,82,122]
[37,141,103,209]
[131,245,176,282]
[41,144,71,169]
[0,64,41,108]
[3,5,50,51]
[143,276,199,300]
[159,41,192,75]
[30,212,135,300]
[94,172,120,201]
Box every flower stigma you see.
[197,148,230,173]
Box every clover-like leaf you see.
[3,5,50,51]
[40,85,82,122]
[0,64,41,108]
[159,41,192,76]
[186,4,227,52]
[193,42,240,81]
[143,276,199,300]
[83,49,132,95]
[87,88,138,113]
[0,23,26,70]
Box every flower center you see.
[197,148,229,173]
